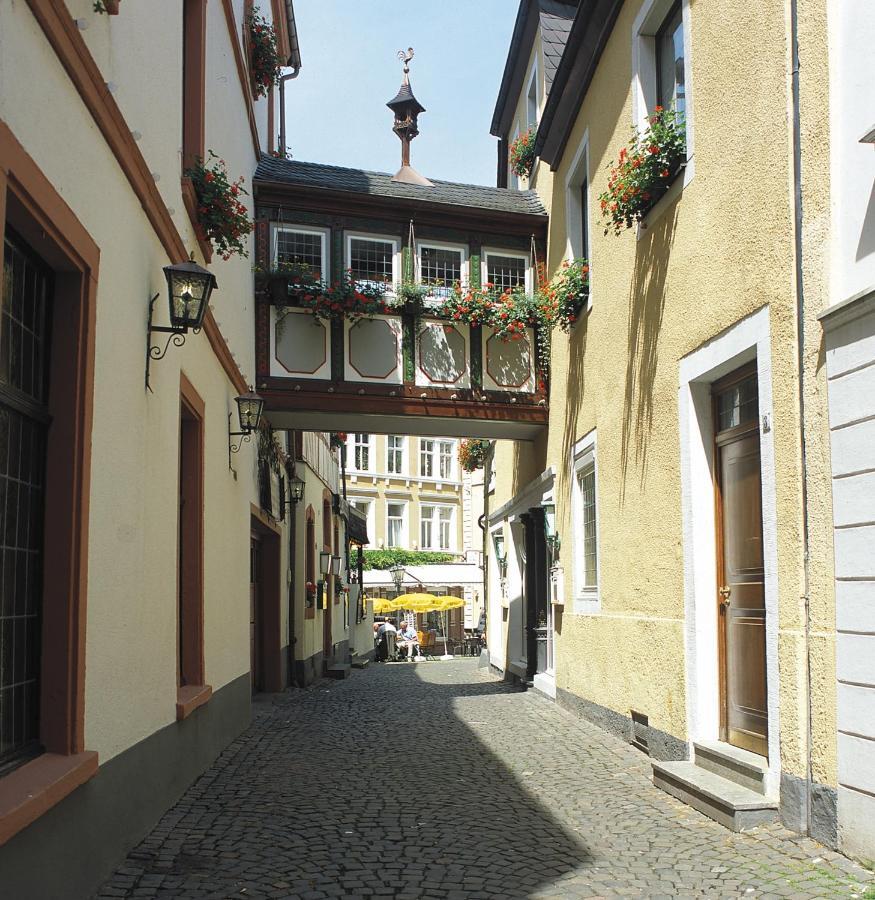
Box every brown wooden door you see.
[250,536,261,693]
[715,370,768,756]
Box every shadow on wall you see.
[856,180,875,262]
[620,207,679,501]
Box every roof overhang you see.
[254,180,548,237]
[534,0,624,170]
[491,0,540,138]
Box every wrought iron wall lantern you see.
[493,532,508,593]
[542,500,561,560]
[146,256,217,390]
[228,389,265,466]
[279,473,305,520]
[389,563,406,595]
[330,554,343,576]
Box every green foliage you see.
[362,549,457,570]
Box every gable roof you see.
[254,157,547,217]
[490,0,578,139]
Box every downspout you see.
[789,0,814,836]
[287,431,299,686]
[278,68,300,159]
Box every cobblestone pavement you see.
[97,660,874,900]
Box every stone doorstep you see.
[694,740,770,796]
[652,760,778,833]
[326,664,351,679]
[350,657,370,669]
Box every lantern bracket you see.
[228,412,253,467]
[145,293,201,392]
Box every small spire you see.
[386,47,432,186]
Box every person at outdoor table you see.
[397,622,420,660]
[375,618,397,661]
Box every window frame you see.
[482,248,532,295]
[571,429,600,614]
[386,501,408,549]
[386,435,406,476]
[632,0,694,178]
[271,223,330,278]
[655,0,684,115]
[344,231,400,296]
[419,438,436,478]
[415,239,468,301]
[525,58,540,131]
[349,433,372,473]
[564,130,593,312]
[420,503,456,551]
[438,439,455,481]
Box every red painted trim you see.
[176,684,212,720]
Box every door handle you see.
[719,586,731,609]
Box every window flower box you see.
[246,9,282,100]
[598,107,686,235]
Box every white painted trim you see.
[270,222,330,275]
[482,247,533,295]
[269,307,331,379]
[533,671,556,699]
[347,432,374,474]
[415,239,469,300]
[677,305,780,795]
[343,313,404,385]
[344,231,401,296]
[386,434,407,477]
[525,54,540,130]
[563,129,593,311]
[419,502,457,552]
[385,498,408,549]
[570,428,601,614]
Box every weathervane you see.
[386,47,432,185]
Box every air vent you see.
[631,710,649,755]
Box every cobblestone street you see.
[97,661,874,899]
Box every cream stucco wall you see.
[0,1,283,762]
[489,0,838,789]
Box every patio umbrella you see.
[385,593,464,659]
[433,597,465,660]
[372,597,396,614]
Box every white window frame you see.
[349,497,376,544]
[386,434,406,476]
[438,439,455,481]
[386,500,408,549]
[419,438,436,479]
[509,121,520,190]
[270,223,330,276]
[525,57,539,130]
[571,428,600,614]
[420,504,456,551]
[349,433,373,473]
[415,240,468,301]
[344,231,400,296]
[632,0,694,182]
[564,130,593,312]
[482,248,532,295]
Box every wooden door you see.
[250,536,262,693]
[715,369,768,756]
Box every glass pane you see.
[275,230,323,279]
[579,464,597,588]
[420,247,462,298]
[656,3,685,118]
[717,374,759,431]
[350,238,394,288]
[486,255,526,292]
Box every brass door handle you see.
[719,586,731,608]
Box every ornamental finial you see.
[397,47,414,85]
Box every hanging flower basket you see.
[539,259,590,332]
[459,439,491,473]
[329,432,347,449]
[598,107,686,235]
[509,125,537,179]
[184,151,252,259]
[246,9,282,99]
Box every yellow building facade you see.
[486,0,840,843]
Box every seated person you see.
[397,622,420,660]
[375,618,397,661]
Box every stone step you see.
[694,740,769,795]
[652,760,778,832]
[350,657,369,669]
[326,664,351,680]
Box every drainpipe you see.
[789,0,814,836]
[287,431,299,686]
[278,68,300,158]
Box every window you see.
[580,178,590,261]
[420,439,435,478]
[387,503,406,548]
[564,132,592,304]
[273,226,327,279]
[420,506,454,550]
[350,498,373,538]
[352,433,371,472]
[387,435,405,475]
[526,62,538,129]
[418,243,465,298]
[572,431,599,613]
[347,235,397,292]
[656,2,685,118]
[509,123,520,190]
[439,440,454,480]
[484,251,529,293]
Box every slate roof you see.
[540,0,576,93]
[255,157,547,217]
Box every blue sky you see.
[285,1,518,187]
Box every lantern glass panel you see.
[290,476,305,503]
[331,555,342,575]
[319,551,331,576]
[235,392,264,433]
[164,261,215,329]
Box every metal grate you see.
[0,230,52,773]
[420,246,462,297]
[275,229,323,278]
[486,254,527,292]
[349,238,394,288]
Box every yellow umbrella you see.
[372,597,396,614]
[391,592,444,612]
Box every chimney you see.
[386,48,433,186]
